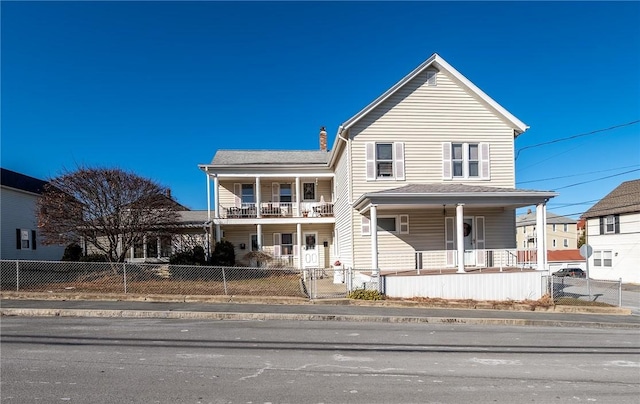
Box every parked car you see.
[553,268,586,278]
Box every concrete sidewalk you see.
[1,293,639,329]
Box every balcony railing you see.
[221,202,334,219]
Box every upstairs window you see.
[280,184,292,203]
[376,143,394,177]
[443,142,489,180]
[600,215,619,234]
[366,142,405,181]
[241,184,255,205]
[16,229,36,250]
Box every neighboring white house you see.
[582,179,640,283]
[0,168,65,260]
[516,210,578,250]
[199,53,557,277]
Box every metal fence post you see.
[222,267,227,295]
[16,260,19,291]
[619,278,622,307]
[123,262,127,294]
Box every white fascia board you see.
[213,172,335,178]
[339,53,528,136]
[432,56,529,135]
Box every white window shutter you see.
[273,233,281,257]
[365,142,375,180]
[445,217,455,266]
[361,216,371,236]
[399,214,409,234]
[442,142,452,180]
[394,142,405,180]
[475,217,486,266]
[293,232,299,257]
[480,143,490,180]
[272,183,280,203]
[233,183,241,207]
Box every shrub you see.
[79,253,108,262]
[211,240,235,266]
[348,289,385,301]
[61,243,83,261]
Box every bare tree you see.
[38,167,180,262]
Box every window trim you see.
[366,142,405,181]
[302,182,316,201]
[443,142,489,180]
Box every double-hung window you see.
[376,144,393,178]
[605,215,615,233]
[365,142,405,181]
[280,184,292,203]
[241,184,255,206]
[443,142,489,180]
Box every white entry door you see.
[463,218,475,266]
[302,232,319,268]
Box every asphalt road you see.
[2,317,639,403]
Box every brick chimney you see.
[319,126,327,151]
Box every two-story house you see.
[1,168,65,260]
[516,210,578,250]
[199,54,557,275]
[582,179,640,283]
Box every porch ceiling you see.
[353,183,558,212]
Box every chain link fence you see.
[1,260,307,298]
[547,275,622,307]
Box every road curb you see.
[2,308,639,329]
[0,292,632,315]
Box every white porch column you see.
[206,171,212,221]
[255,177,262,218]
[256,224,263,250]
[215,223,221,243]
[456,204,465,273]
[542,202,548,271]
[142,235,147,259]
[296,223,302,270]
[370,205,379,274]
[156,237,161,259]
[295,177,301,217]
[536,202,545,271]
[213,175,219,219]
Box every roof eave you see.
[339,53,529,135]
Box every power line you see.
[551,169,640,191]
[517,165,640,185]
[515,120,640,161]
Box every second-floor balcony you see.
[222,202,334,219]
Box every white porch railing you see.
[378,249,540,273]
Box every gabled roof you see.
[582,179,640,218]
[0,168,48,195]
[516,211,577,226]
[209,150,330,166]
[338,53,528,135]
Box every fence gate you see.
[306,267,348,299]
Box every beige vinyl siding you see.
[217,181,240,211]
[352,208,515,268]
[349,71,516,196]
[219,224,335,267]
[332,144,354,267]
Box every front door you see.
[463,218,475,266]
[302,232,319,268]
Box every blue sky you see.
[2,1,639,218]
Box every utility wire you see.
[515,120,640,161]
[517,164,640,185]
[551,168,640,191]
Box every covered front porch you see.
[353,184,557,274]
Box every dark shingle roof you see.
[0,168,48,194]
[210,150,330,165]
[582,179,640,218]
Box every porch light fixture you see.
[239,243,246,250]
